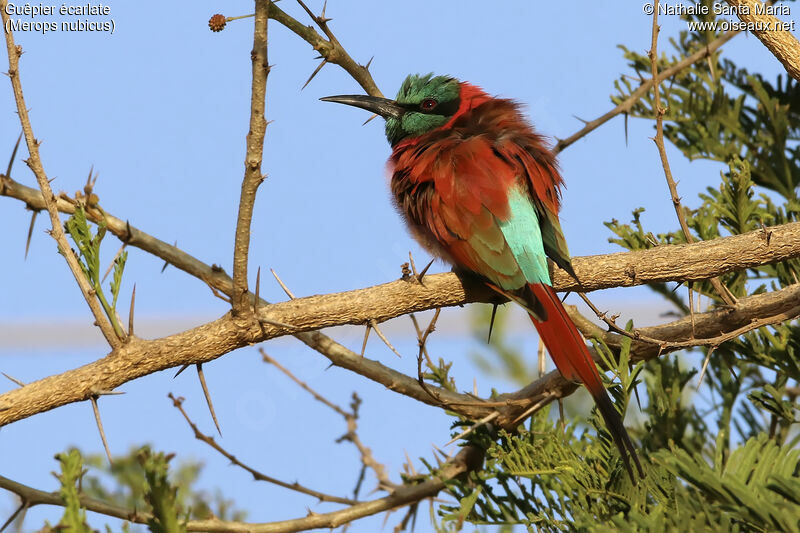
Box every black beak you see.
[320,94,405,120]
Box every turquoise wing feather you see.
[498,185,551,286]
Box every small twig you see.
[207,283,232,304]
[554,28,739,153]
[415,309,446,405]
[127,284,136,337]
[407,251,418,278]
[0,17,121,347]
[351,463,367,501]
[578,292,666,348]
[648,5,736,307]
[267,2,382,97]
[270,268,296,299]
[169,393,360,504]
[359,322,372,357]
[696,345,718,389]
[393,503,419,533]
[90,396,113,464]
[23,210,37,260]
[509,391,557,426]
[1,373,24,388]
[196,364,222,436]
[0,500,26,533]
[408,313,433,366]
[258,350,395,490]
[260,348,348,417]
[338,392,397,491]
[1,442,479,532]
[444,411,500,446]
[369,319,402,358]
[101,244,126,283]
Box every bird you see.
[321,73,643,480]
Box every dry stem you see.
[649,4,736,307]
[169,393,358,505]
[232,0,270,314]
[0,1,121,347]
[553,28,739,153]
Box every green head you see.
[321,73,462,146]
[385,74,461,145]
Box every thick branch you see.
[725,0,800,81]
[232,0,270,313]
[0,177,485,421]
[0,315,258,426]
[552,222,800,292]
[497,282,800,427]
[2,223,800,427]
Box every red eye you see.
[420,98,438,110]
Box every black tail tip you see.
[594,391,645,482]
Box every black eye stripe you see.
[399,97,461,117]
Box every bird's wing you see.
[538,206,577,280]
[396,135,552,302]
[505,137,577,280]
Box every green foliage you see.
[438,324,659,531]
[82,447,246,526]
[137,448,185,533]
[63,204,127,338]
[453,3,800,530]
[645,433,800,532]
[53,449,92,532]
[38,448,245,532]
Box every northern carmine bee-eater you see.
[322,74,643,480]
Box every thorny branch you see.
[1,215,800,428]
[268,1,382,96]
[232,0,270,314]
[169,393,359,505]
[648,2,737,307]
[259,349,396,491]
[0,0,121,348]
[0,442,483,533]
[495,282,800,427]
[553,27,739,153]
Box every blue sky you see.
[0,2,793,531]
